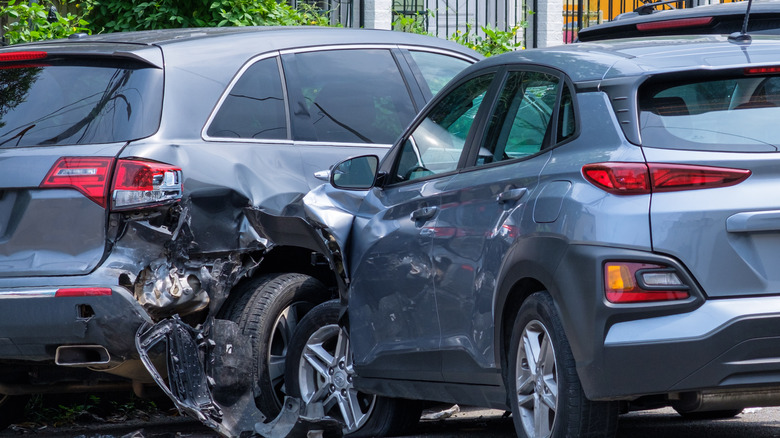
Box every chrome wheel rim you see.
[516,320,558,438]
[267,302,310,409]
[298,323,375,433]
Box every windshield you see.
[638,74,780,152]
[0,59,162,148]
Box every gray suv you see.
[260,34,780,438]
[0,27,477,429]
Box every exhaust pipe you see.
[55,345,111,367]
[675,388,780,412]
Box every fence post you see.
[535,0,564,47]
[363,0,394,29]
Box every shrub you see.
[1,0,90,45]
[450,23,524,56]
[82,0,330,33]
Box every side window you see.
[207,57,287,140]
[558,84,576,141]
[289,49,417,144]
[408,50,473,96]
[478,71,561,166]
[391,74,495,184]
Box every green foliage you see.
[83,0,331,33]
[1,0,90,45]
[450,23,524,57]
[392,9,525,57]
[391,10,431,35]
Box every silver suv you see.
[267,34,780,438]
[0,27,478,429]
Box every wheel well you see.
[499,278,547,373]
[216,246,339,319]
[257,246,338,289]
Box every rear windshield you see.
[0,59,162,148]
[638,75,780,152]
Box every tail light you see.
[605,262,689,303]
[0,51,47,62]
[40,157,182,210]
[635,17,714,32]
[582,162,751,195]
[111,159,182,210]
[40,157,114,207]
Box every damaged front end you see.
[134,185,363,437]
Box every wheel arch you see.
[493,236,570,386]
[217,245,339,318]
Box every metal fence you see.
[390,0,745,48]
[393,0,528,39]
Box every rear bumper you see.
[589,295,780,400]
[0,284,150,363]
[557,244,780,402]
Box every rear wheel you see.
[231,273,329,418]
[286,300,421,437]
[508,292,618,438]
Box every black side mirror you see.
[330,155,379,190]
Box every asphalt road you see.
[3,406,779,438]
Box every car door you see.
[346,72,498,382]
[429,69,576,384]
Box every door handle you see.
[496,188,527,204]
[411,206,438,222]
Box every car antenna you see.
[729,0,754,43]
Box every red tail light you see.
[635,17,714,32]
[745,66,780,75]
[41,157,182,210]
[582,162,751,195]
[605,262,689,303]
[0,51,47,62]
[40,157,114,207]
[111,159,182,210]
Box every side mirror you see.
[330,155,379,190]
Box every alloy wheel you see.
[267,302,310,410]
[297,323,375,433]
[515,319,558,438]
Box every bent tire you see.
[285,300,421,437]
[231,272,329,419]
[508,292,618,438]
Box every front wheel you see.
[285,300,421,437]
[508,292,618,438]
[228,273,328,418]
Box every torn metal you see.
[137,315,344,437]
[133,185,362,437]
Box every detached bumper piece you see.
[136,316,265,437]
[136,316,344,437]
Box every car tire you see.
[508,292,618,438]
[231,273,329,419]
[674,408,743,420]
[0,394,28,431]
[285,300,421,437]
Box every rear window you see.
[638,75,780,152]
[0,59,162,148]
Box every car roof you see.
[1,26,479,65]
[455,35,780,82]
[578,0,780,42]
